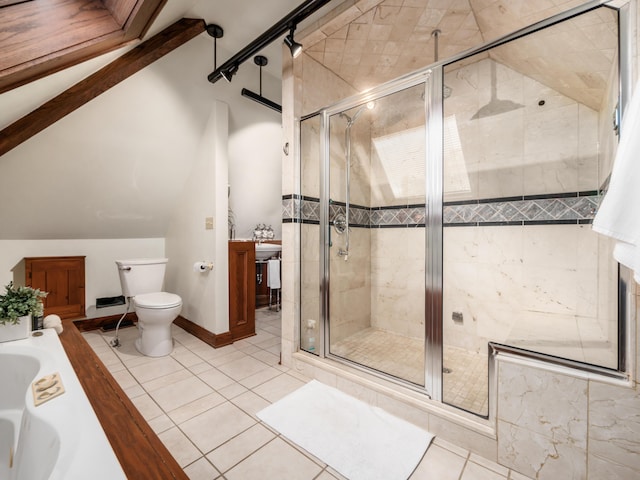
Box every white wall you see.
[226,57,283,241]
[165,101,229,334]
[0,238,165,317]
[229,118,283,240]
[0,28,286,330]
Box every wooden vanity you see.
[228,241,256,341]
[228,240,282,340]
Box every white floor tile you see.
[461,461,508,480]
[147,413,175,435]
[251,373,306,403]
[197,366,236,390]
[179,401,257,453]
[128,356,185,384]
[148,376,214,412]
[86,316,520,480]
[129,393,163,421]
[224,438,323,480]
[217,356,271,381]
[158,426,201,468]
[167,391,227,425]
[183,457,220,480]
[231,391,272,419]
[410,444,466,480]
[206,423,276,473]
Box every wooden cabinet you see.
[24,256,85,320]
[228,242,255,340]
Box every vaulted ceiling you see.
[0,0,623,240]
[301,0,618,110]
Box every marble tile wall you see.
[443,58,600,202]
[300,223,320,353]
[497,357,640,480]
[443,224,618,368]
[370,228,425,338]
[497,361,589,479]
[329,227,372,344]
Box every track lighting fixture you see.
[284,27,303,58]
[220,64,239,83]
[208,0,332,84]
[206,24,224,71]
[241,55,282,113]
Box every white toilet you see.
[115,258,182,357]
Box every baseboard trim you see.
[174,316,234,348]
[75,313,237,349]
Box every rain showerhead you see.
[471,61,523,120]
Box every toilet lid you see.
[135,292,182,309]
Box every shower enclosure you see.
[299,2,629,417]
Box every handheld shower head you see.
[340,101,376,127]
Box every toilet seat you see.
[135,292,182,309]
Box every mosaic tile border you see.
[282,192,599,227]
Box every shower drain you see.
[443,367,453,374]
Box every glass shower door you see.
[326,83,428,386]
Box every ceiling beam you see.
[0,17,205,158]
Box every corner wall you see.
[165,101,229,335]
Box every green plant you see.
[0,282,48,325]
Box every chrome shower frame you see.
[301,0,632,420]
[317,71,436,395]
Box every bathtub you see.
[0,329,126,480]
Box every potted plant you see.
[0,282,48,342]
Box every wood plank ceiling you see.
[0,0,167,94]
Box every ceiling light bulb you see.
[221,64,238,83]
[284,31,303,58]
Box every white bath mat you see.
[257,380,434,480]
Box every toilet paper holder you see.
[193,261,214,272]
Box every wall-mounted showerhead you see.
[340,101,375,127]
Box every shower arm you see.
[338,124,351,259]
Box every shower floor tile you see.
[331,328,425,385]
[331,328,489,415]
[443,346,489,416]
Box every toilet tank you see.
[115,258,168,297]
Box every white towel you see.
[593,78,640,283]
[43,314,63,335]
[267,259,281,289]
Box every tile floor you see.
[83,308,532,480]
